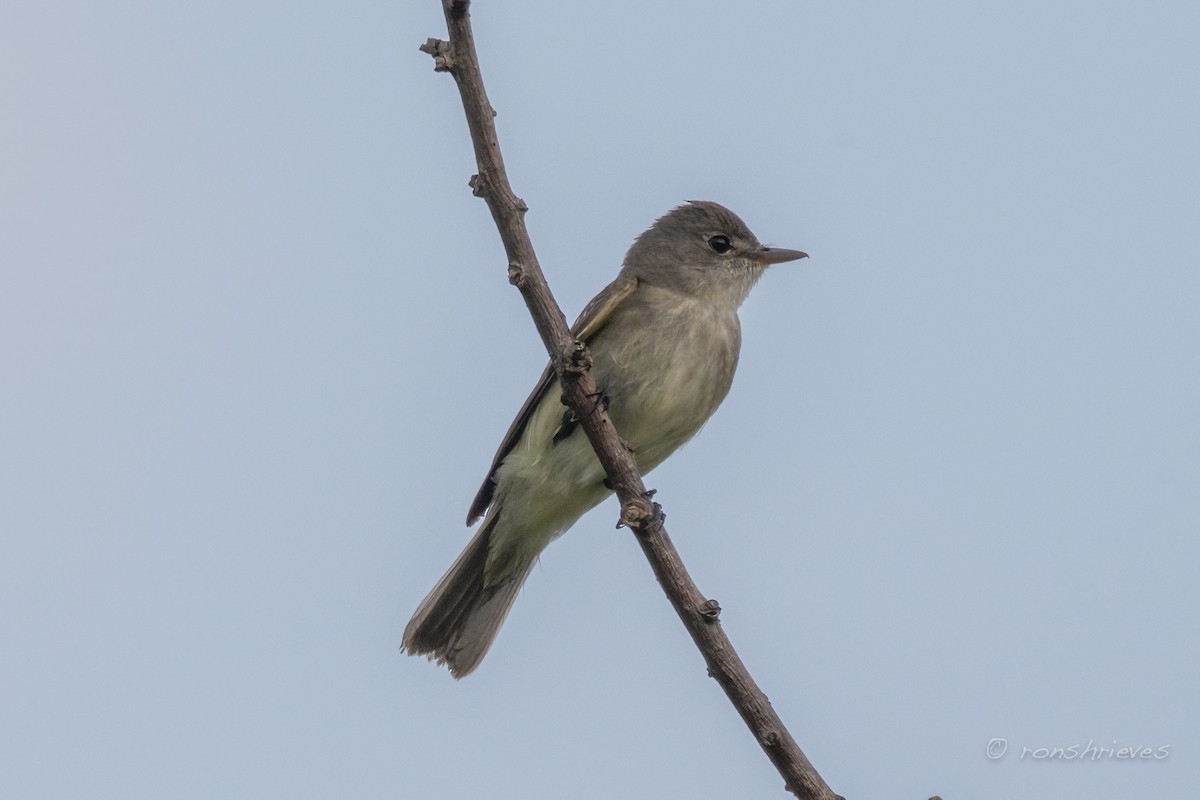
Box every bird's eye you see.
[708,235,733,254]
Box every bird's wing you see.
[466,273,639,524]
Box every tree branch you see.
[420,3,837,798]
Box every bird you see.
[402,201,807,677]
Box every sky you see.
[2,1,1198,798]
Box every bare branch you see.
[422,3,838,798]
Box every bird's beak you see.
[754,246,808,265]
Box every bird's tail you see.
[402,516,532,678]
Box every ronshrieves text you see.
[986,738,1170,761]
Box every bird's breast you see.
[590,291,741,473]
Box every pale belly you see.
[484,289,741,581]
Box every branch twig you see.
[421,3,837,798]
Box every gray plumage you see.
[402,201,806,677]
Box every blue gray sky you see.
[3,2,1197,798]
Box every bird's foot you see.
[616,489,664,531]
